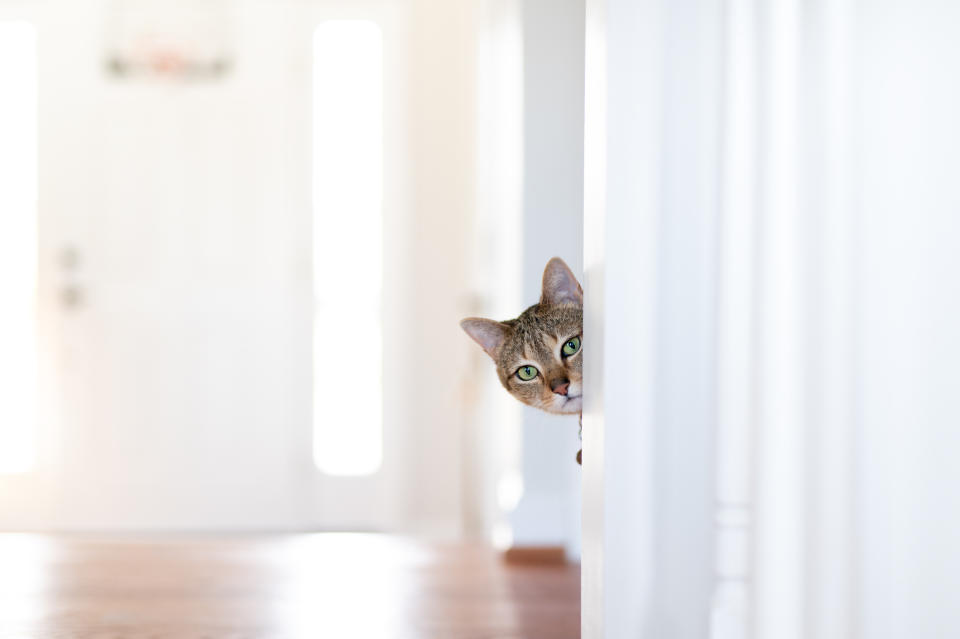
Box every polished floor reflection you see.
[0,533,579,638]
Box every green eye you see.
[562,336,581,357]
[516,365,539,381]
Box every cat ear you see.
[541,257,582,306]
[460,318,509,360]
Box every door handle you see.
[59,245,83,310]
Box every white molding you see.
[710,0,758,635]
[800,0,858,637]
[752,0,806,636]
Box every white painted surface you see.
[584,0,723,634]
[510,0,584,558]
[0,20,38,474]
[856,0,960,636]
[800,2,857,638]
[585,0,960,637]
[390,0,479,540]
[752,0,806,636]
[0,0,479,535]
[312,20,384,477]
[466,0,525,545]
[24,0,404,531]
[711,0,758,635]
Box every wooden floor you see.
[0,534,579,639]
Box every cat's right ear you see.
[460,318,509,360]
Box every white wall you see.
[395,0,478,538]
[508,0,585,557]
[583,0,960,637]
[857,0,960,636]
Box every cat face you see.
[461,257,583,415]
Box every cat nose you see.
[551,378,570,396]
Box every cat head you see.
[460,257,583,415]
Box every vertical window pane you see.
[0,21,37,473]
[312,21,383,476]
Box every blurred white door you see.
[0,1,403,531]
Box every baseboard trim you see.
[502,545,568,566]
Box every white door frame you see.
[581,0,665,634]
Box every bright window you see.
[0,21,38,474]
[312,21,383,476]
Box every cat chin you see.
[549,395,582,415]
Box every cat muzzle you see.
[551,379,570,395]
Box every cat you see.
[460,257,583,417]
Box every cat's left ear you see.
[460,318,509,360]
[541,257,583,306]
